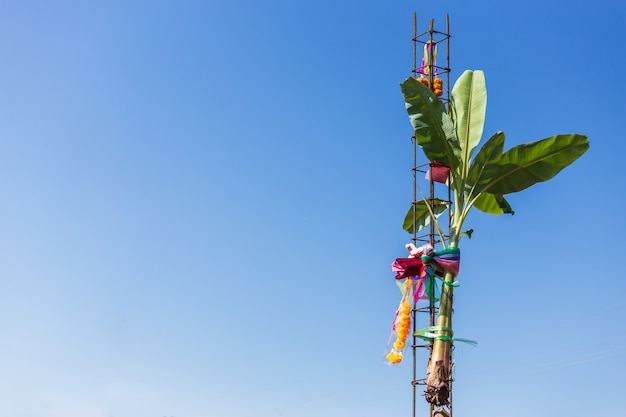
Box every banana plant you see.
[400,70,589,405]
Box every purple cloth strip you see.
[431,253,460,276]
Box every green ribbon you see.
[425,276,460,303]
[440,278,460,288]
[420,247,461,263]
[425,271,437,303]
[414,325,477,346]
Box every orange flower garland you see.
[433,77,443,96]
[386,299,412,364]
[417,76,444,96]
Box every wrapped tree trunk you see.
[424,269,454,405]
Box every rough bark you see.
[424,359,450,405]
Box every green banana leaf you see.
[400,78,460,172]
[466,131,505,198]
[484,134,589,195]
[473,193,514,215]
[403,199,448,234]
[400,70,588,240]
[450,70,487,171]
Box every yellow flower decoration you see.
[386,299,412,364]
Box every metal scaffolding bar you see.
[409,12,453,417]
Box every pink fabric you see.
[426,162,450,184]
[392,258,424,279]
[433,257,460,276]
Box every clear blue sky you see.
[0,1,624,416]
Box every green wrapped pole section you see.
[414,326,477,346]
[424,246,461,303]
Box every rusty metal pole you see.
[427,19,436,417]
[411,14,418,417]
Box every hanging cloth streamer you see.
[394,264,439,304]
[418,41,438,76]
[392,258,438,303]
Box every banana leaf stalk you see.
[424,268,454,405]
[423,216,461,405]
[400,70,589,406]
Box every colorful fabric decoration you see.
[417,42,444,95]
[392,245,460,280]
[425,162,450,184]
[386,244,461,364]
[418,41,437,76]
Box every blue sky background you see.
[0,1,624,416]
